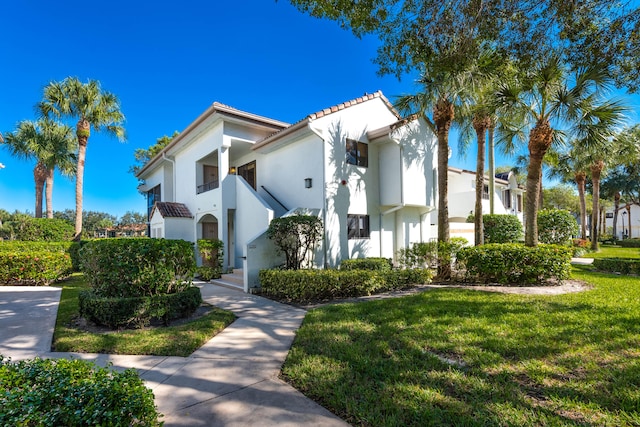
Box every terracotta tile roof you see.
[306,91,400,120]
[253,91,399,151]
[152,202,193,218]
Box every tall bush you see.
[80,238,196,297]
[483,214,523,243]
[266,215,322,270]
[537,209,578,245]
[397,238,468,269]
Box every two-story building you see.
[137,91,437,291]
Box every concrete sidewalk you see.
[0,283,348,427]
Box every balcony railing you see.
[196,179,219,194]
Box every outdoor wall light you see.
[305,178,312,188]
[229,167,236,175]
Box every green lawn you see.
[583,244,640,259]
[282,266,640,426]
[52,274,236,356]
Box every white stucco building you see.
[137,92,438,291]
[604,203,640,240]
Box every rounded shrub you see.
[80,238,197,297]
[537,209,578,245]
[79,238,200,328]
[0,356,161,426]
[483,214,523,243]
[79,286,203,328]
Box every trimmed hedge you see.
[0,250,72,286]
[0,240,85,272]
[616,238,640,248]
[340,257,392,271]
[456,243,573,285]
[80,238,196,297]
[259,268,432,303]
[79,286,203,328]
[0,356,161,426]
[3,217,74,241]
[592,258,640,275]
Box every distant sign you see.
[606,213,614,218]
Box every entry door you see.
[238,161,256,190]
[202,222,218,240]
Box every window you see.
[517,194,523,212]
[146,185,161,220]
[504,189,512,209]
[348,214,370,239]
[346,139,368,167]
[238,160,257,190]
[482,184,489,200]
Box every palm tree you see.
[38,77,125,239]
[3,119,76,218]
[495,56,619,246]
[396,66,479,277]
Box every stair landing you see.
[211,269,244,292]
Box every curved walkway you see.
[0,283,348,427]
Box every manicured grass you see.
[282,266,640,426]
[583,244,640,259]
[52,274,236,357]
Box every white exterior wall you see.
[149,209,165,238]
[313,99,399,266]
[164,218,194,241]
[605,204,640,239]
[258,133,324,212]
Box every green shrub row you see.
[79,286,203,329]
[0,240,85,272]
[340,257,392,271]
[0,217,74,241]
[259,268,432,303]
[0,251,72,285]
[80,238,196,297]
[397,237,469,269]
[616,238,640,248]
[456,243,573,285]
[197,265,222,281]
[592,257,640,275]
[0,356,161,426]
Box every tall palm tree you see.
[495,56,618,246]
[38,77,125,239]
[547,147,590,239]
[3,119,76,218]
[396,66,479,278]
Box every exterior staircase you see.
[211,269,244,292]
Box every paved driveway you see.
[0,286,61,360]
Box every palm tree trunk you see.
[613,192,620,239]
[488,123,496,215]
[575,172,587,239]
[33,163,47,218]
[434,97,454,278]
[525,119,553,247]
[473,115,489,246]
[590,160,604,251]
[75,119,90,241]
[45,168,54,219]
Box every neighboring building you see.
[136,91,438,291]
[604,203,640,240]
[448,167,524,221]
[445,168,525,244]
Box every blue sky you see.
[1,1,638,218]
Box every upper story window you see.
[348,214,370,239]
[504,189,512,209]
[146,184,161,219]
[482,184,489,200]
[346,138,368,167]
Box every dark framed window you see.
[348,214,370,239]
[482,184,489,200]
[504,189,512,209]
[146,184,161,220]
[517,194,523,212]
[346,138,368,167]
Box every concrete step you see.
[211,270,244,292]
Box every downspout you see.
[308,124,329,268]
[162,152,176,202]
